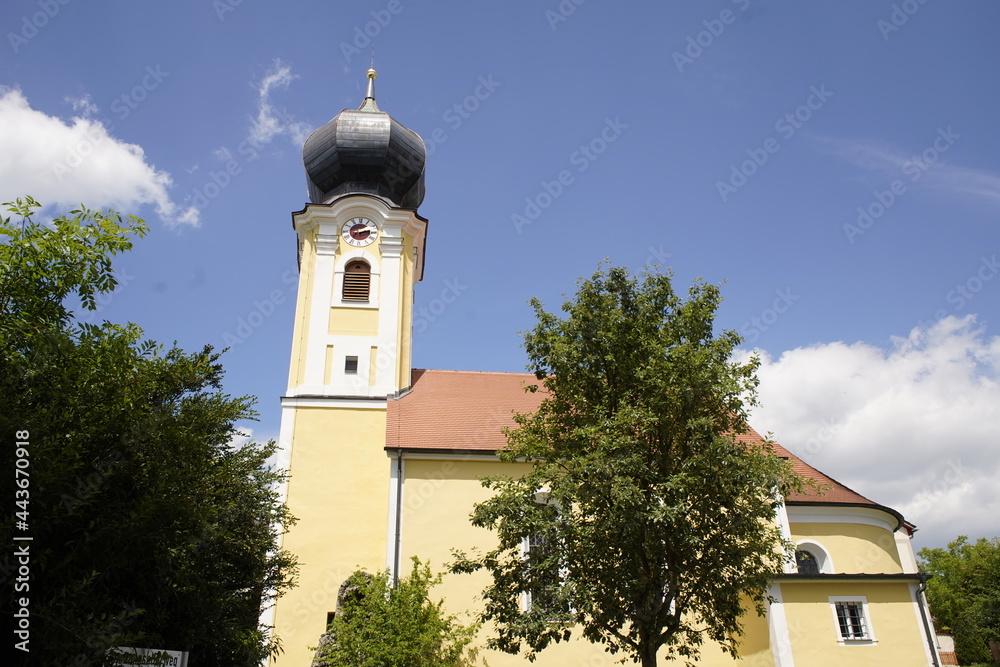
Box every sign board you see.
[107,646,189,667]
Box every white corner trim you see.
[895,530,920,574]
[768,583,796,667]
[775,495,795,573]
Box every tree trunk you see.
[638,641,659,667]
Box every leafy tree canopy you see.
[452,266,803,666]
[313,558,480,667]
[919,536,1000,665]
[0,197,297,666]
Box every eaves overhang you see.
[777,572,930,583]
[785,500,906,532]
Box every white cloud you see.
[744,315,1000,549]
[0,87,198,227]
[247,60,312,148]
[814,133,1000,204]
[64,93,98,116]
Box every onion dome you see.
[302,68,426,209]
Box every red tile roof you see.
[386,369,887,512]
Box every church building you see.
[266,69,942,667]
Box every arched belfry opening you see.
[343,259,371,302]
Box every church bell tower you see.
[287,67,427,398]
[269,68,428,665]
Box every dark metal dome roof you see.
[302,69,426,209]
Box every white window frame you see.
[520,488,565,614]
[795,539,834,574]
[521,532,559,612]
[829,596,877,645]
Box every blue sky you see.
[2,0,998,550]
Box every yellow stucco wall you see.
[271,405,391,666]
[791,522,903,574]
[328,306,379,336]
[781,581,928,666]
[273,449,929,666]
[401,457,778,667]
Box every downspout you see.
[392,447,403,587]
[917,574,940,667]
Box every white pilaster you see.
[768,583,796,667]
[301,232,338,392]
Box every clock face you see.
[341,217,379,247]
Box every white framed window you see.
[795,549,820,574]
[521,489,566,615]
[829,596,876,644]
[333,249,380,309]
[795,539,833,574]
[342,259,371,301]
[523,530,560,612]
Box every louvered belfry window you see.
[343,260,371,302]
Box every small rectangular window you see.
[830,597,874,643]
[345,356,358,374]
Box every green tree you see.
[313,557,480,667]
[0,197,297,666]
[451,266,803,666]
[919,536,1000,665]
